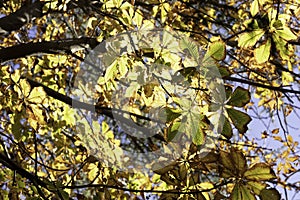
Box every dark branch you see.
[0,1,46,35]
[0,37,100,63]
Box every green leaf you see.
[218,66,231,77]
[104,61,118,81]
[167,121,181,142]
[272,34,289,60]
[259,188,281,200]
[244,163,276,181]
[190,113,206,146]
[254,38,271,63]
[179,36,199,62]
[227,86,251,107]
[207,41,226,61]
[247,181,266,195]
[158,107,181,122]
[238,30,265,48]
[226,108,252,134]
[231,183,256,200]
[275,27,297,41]
[12,112,23,141]
[220,148,247,177]
[221,116,233,139]
[250,0,259,17]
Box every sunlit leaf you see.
[238,30,265,48]
[250,0,259,17]
[244,163,276,181]
[19,79,31,97]
[275,27,297,41]
[254,38,271,64]
[207,40,226,60]
[247,181,266,195]
[27,87,47,104]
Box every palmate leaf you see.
[244,163,276,181]
[238,30,265,48]
[227,86,251,107]
[221,115,233,139]
[275,27,297,41]
[231,182,256,200]
[254,38,271,64]
[226,108,251,134]
[220,148,247,178]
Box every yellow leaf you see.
[27,87,47,104]
[19,79,31,97]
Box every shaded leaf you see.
[220,148,247,178]
[226,108,252,134]
[221,116,233,139]
[259,188,281,200]
[231,183,256,200]
[227,86,251,107]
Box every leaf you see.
[158,107,181,122]
[218,66,231,77]
[227,86,251,107]
[275,27,297,41]
[272,34,289,60]
[250,0,259,17]
[247,181,266,195]
[220,148,247,177]
[238,30,265,48]
[244,163,276,181]
[226,108,252,134]
[12,112,23,141]
[19,79,31,97]
[221,116,233,139]
[207,40,226,60]
[104,61,118,81]
[259,188,281,200]
[27,87,47,104]
[254,38,271,63]
[179,37,199,62]
[231,183,256,200]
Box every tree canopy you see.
[0,0,300,199]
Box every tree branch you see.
[0,37,100,62]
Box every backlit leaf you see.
[244,163,276,181]
[250,0,259,17]
[254,38,271,64]
[238,30,265,48]
[207,40,226,60]
[275,27,297,41]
